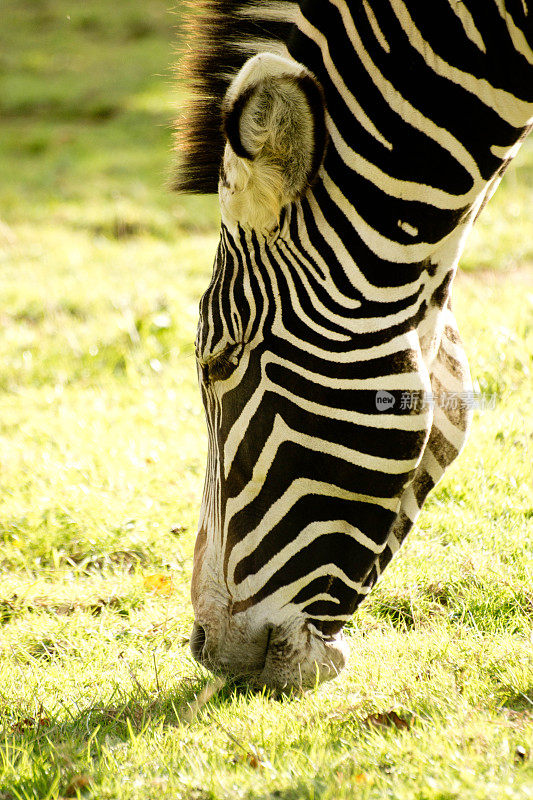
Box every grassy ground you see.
[1,2,532,798]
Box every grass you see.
[0,2,532,798]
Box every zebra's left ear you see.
[220,53,327,232]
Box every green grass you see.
[1,2,532,798]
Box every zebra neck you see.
[283,0,533,290]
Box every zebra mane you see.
[172,0,299,194]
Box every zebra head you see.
[190,53,430,689]
[178,1,532,691]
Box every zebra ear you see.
[220,53,327,231]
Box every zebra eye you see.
[203,343,243,383]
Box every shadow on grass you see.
[0,672,303,798]
[499,687,533,713]
[2,672,294,746]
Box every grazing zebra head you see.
[173,1,533,690]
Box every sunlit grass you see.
[0,1,532,798]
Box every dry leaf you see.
[230,749,266,770]
[64,775,92,797]
[11,716,51,733]
[364,710,411,730]
[247,752,262,769]
[143,575,174,596]
[170,525,186,535]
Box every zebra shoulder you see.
[220,53,327,233]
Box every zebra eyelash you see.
[201,342,245,384]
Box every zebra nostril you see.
[190,623,207,661]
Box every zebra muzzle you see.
[189,619,275,676]
[189,616,347,690]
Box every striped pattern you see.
[177,1,533,666]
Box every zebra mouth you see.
[189,618,348,690]
[261,624,274,670]
[254,622,348,691]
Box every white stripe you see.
[224,414,417,517]
[263,350,431,391]
[432,360,467,398]
[295,199,426,301]
[439,332,469,368]
[327,115,482,210]
[278,235,364,311]
[362,0,391,53]
[386,532,400,555]
[233,565,366,610]
[400,485,420,522]
[321,166,449,262]
[306,192,429,290]
[222,379,433,477]
[270,242,427,333]
[327,0,484,184]
[225,478,400,556]
[419,447,445,485]
[432,409,468,451]
[228,520,386,597]
[294,8,393,149]
[391,0,533,127]
[450,1,487,52]
[491,140,525,161]
[273,254,353,341]
[493,0,533,65]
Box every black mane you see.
[172,0,298,194]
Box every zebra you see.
[172,0,533,690]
